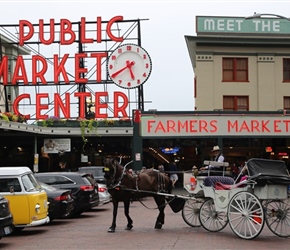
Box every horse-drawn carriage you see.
[183,158,290,239]
[103,157,290,240]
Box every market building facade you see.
[1,14,290,174]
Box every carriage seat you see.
[203,176,234,188]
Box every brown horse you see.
[103,157,173,233]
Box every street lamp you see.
[245,13,290,21]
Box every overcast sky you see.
[1,0,290,113]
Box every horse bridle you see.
[106,159,133,189]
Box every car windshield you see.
[85,175,95,185]
[39,181,57,191]
[21,174,42,192]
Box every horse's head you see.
[103,157,122,187]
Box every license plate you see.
[4,226,12,235]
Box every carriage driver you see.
[201,145,225,171]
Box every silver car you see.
[97,183,111,205]
[79,170,111,206]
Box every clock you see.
[107,44,152,89]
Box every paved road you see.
[0,187,289,250]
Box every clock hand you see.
[126,61,135,80]
[111,63,129,78]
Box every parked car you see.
[78,166,106,184]
[39,182,74,221]
[97,183,111,205]
[34,172,99,216]
[0,195,14,240]
[0,167,49,232]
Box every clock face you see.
[107,44,152,89]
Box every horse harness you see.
[106,159,167,194]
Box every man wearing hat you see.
[201,145,224,170]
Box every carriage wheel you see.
[228,191,265,240]
[199,198,228,232]
[182,198,203,227]
[264,198,290,238]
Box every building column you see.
[132,110,142,171]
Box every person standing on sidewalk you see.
[168,161,178,188]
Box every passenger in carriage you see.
[201,145,224,171]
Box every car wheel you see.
[73,209,84,217]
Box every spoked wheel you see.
[228,191,264,240]
[182,198,203,227]
[264,198,290,238]
[199,198,228,232]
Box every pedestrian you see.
[158,163,164,172]
[59,162,70,172]
[168,161,178,188]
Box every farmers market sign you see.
[141,115,290,137]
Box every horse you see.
[103,157,173,233]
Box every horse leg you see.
[108,198,118,233]
[154,196,165,229]
[123,197,133,230]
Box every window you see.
[283,59,290,82]
[283,97,290,110]
[223,58,248,82]
[0,178,21,192]
[223,96,249,111]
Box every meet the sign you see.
[196,16,290,34]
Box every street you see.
[1,187,289,250]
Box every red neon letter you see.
[39,19,55,45]
[74,92,91,118]
[36,93,49,120]
[32,55,48,84]
[113,92,128,118]
[54,54,70,83]
[13,94,31,120]
[75,53,88,83]
[90,52,107,82]
[97,16,102,43]
[80,17,93,44]
[95,92,108,119]
[106,16,124,42]
[12,56,28,84]
[0,56,8,85]
[60,19,75,45]
[54,93,70,119]
[19,20,34,46]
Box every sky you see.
[1,0,290,115]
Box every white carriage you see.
[182,158,290,240]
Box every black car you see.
[39,182,74,220]
[78,166,106,184]
[0,195,14,239]
[35,172,99,216]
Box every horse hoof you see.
[125,224,133,230]
[108,227,115,233]
[154,222,163,229]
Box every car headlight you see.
[35,203,41,213]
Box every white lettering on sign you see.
[252,20,280,32]
[140,115,290,137]
[204,19,243,31]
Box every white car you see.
[97,183,111,205]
